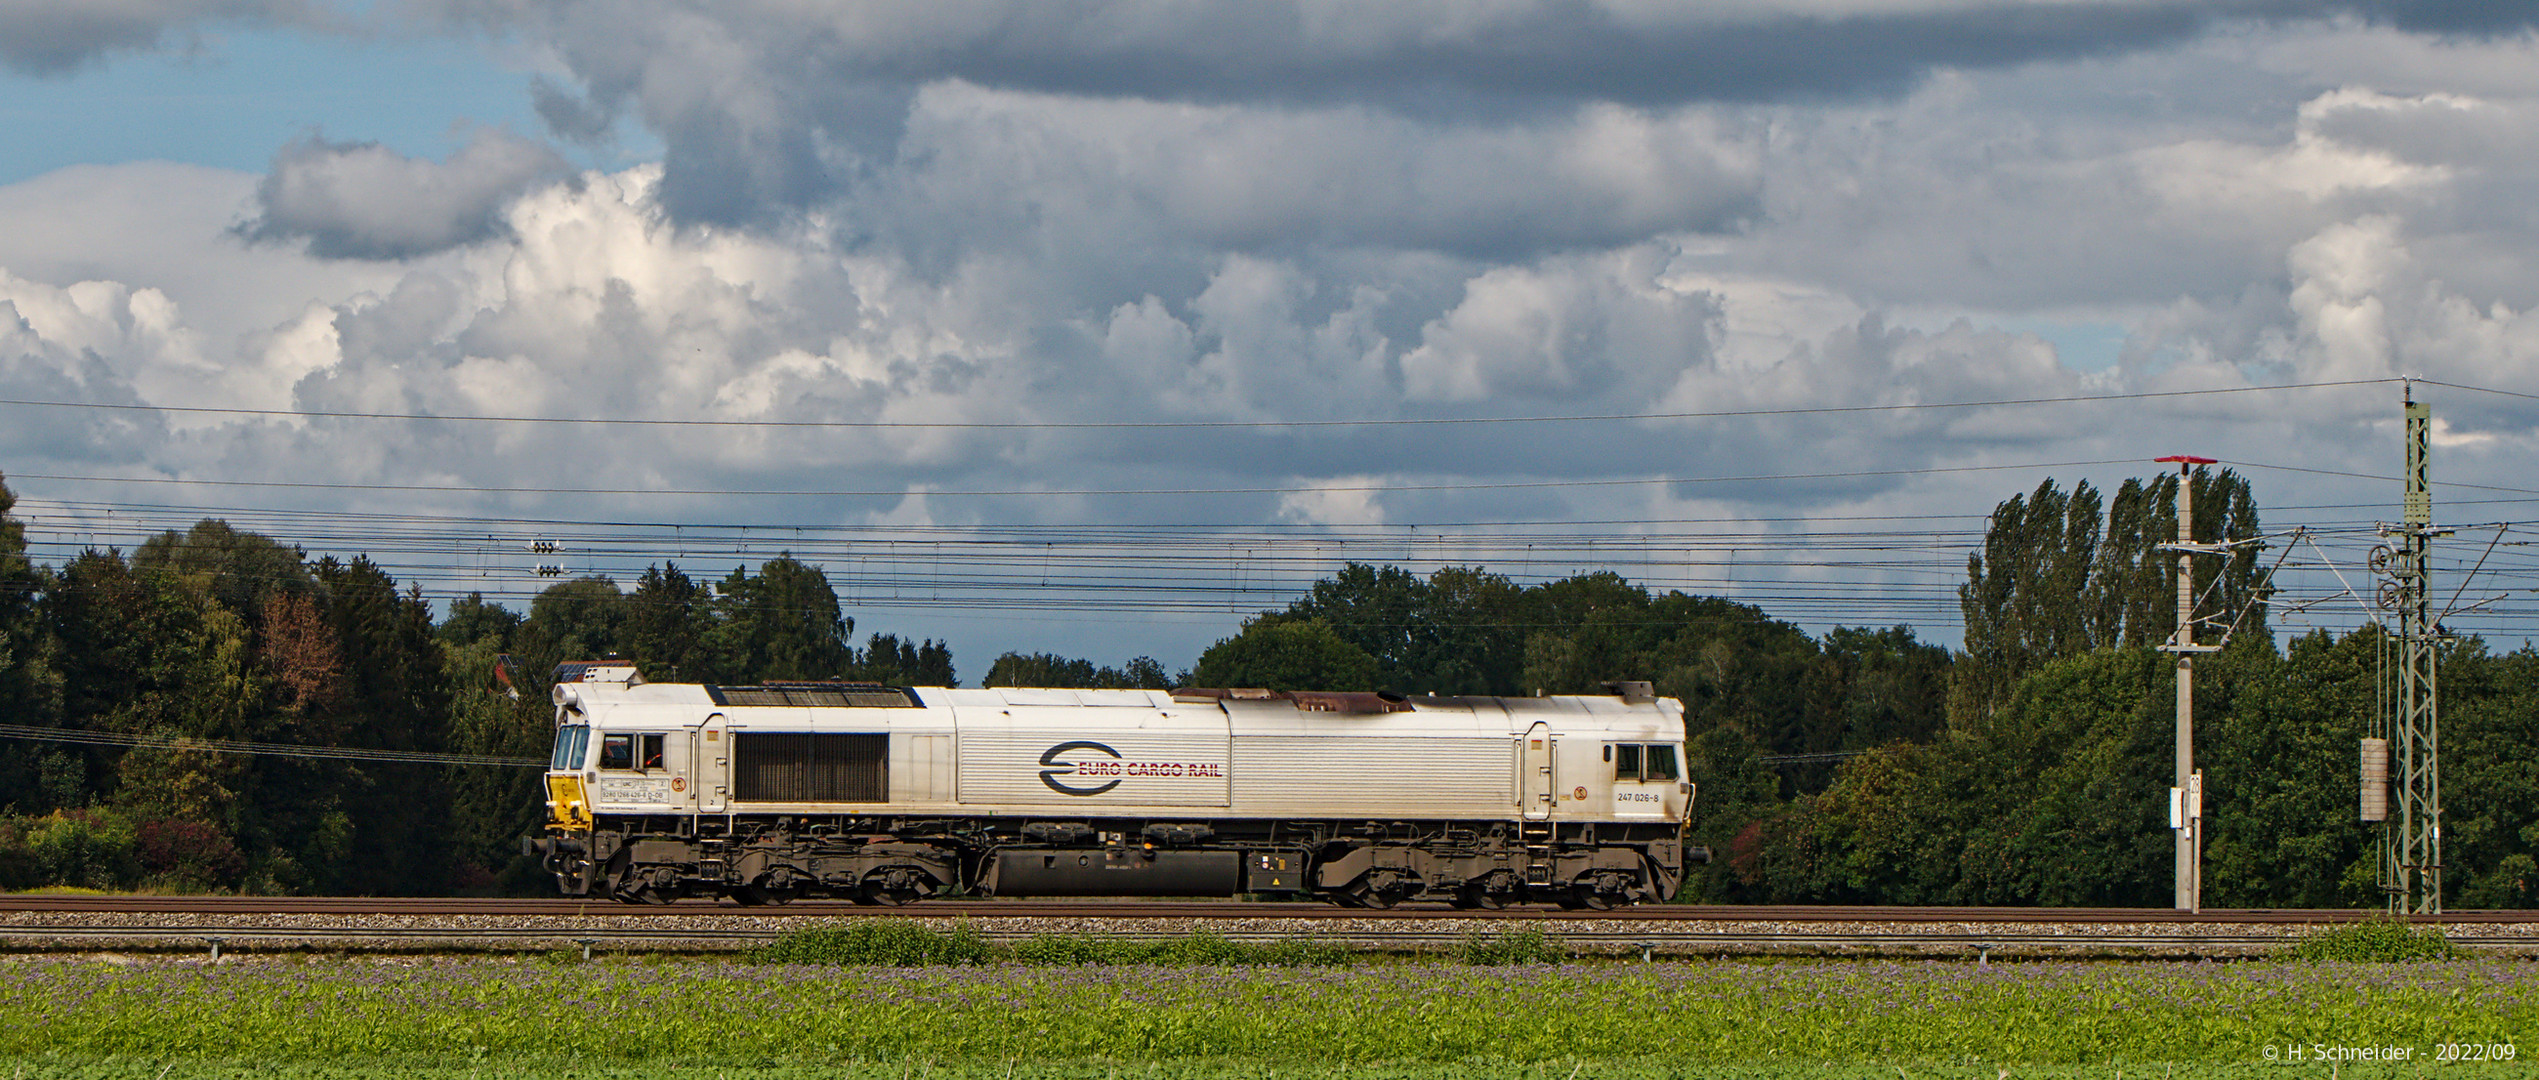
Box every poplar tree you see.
[1957,467,2268,721]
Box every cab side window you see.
[1611,743,1680,781]
[599,734,633,770]
[639,734,665,771]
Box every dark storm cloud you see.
[466,0,2539,225]
[236,131,572,259]
[0,0,305,76]
[834,4,2209,109]
[530,74,616,145]
[2353,0,2539,34]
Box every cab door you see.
[664,725,698,813]
[694,713,729,813]
[1521,721,1555,820]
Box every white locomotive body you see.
[528,663,1706,907]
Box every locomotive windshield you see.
[550,726,590,771]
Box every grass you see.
[0,1061,2532,1079]
[2286,917,2465,962]
[0,954,2531,1074]
[750,923,1352,967]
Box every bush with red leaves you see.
[135,818,245,890]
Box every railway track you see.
[6,897,2537,957]
[15,924,2505,956]
[9,896,2537,922]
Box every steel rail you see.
[8,923,2539,956]
[7,897,2539,923]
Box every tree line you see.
[0,465,2529,906]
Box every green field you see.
[0,953,2529,1078]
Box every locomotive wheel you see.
[1455,872,1518,910]
[861,866,934,906]
[862,883,921,906]
[1348,869,1417,909]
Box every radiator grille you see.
[708,684,920,708]
[732,733,888,802]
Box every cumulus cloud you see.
[237,130,572,260]
[0,270,187,459]
[1403,250,1720,403]
[23,4,2539,663]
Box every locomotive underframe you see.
[535,810,1695,908]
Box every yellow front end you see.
[546,773,592,831]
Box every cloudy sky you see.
[5,1,2539,674]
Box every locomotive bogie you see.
[528,669,1707,906]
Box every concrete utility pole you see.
[2376,391,2446,915]
[2156,454,2222,913]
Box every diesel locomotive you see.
[526,662,1706,907]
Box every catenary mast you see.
[2157,454,2220,913]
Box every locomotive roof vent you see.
[707,682,921,708]
[553,659,646,686]
[1171,687,1415,714]
[1601,680,1656,704]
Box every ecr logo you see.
[1038,741,1123,796]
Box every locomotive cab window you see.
[599,734,666,771]
[1612,743,1679,781]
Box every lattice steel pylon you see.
[2375,393,2443,915]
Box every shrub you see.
[23,809,141,890]
[135,818,246,891]
[1453,927,1569,965]
[2287,917,2466,962]
[0,816,33,891]
[752,921,995,966]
